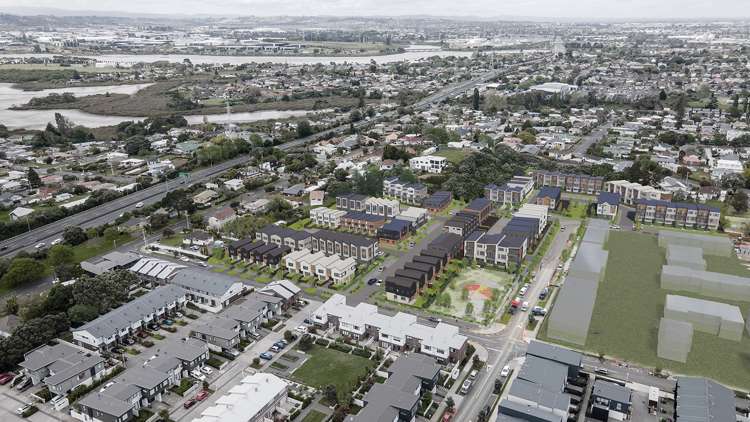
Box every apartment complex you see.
[484,176,534,206]
[309,207,347,228]
[605,180,671,205]
[341,212,386,236]
[309,229,379,262]
[194,373,288,422]
[532,171,604,195]
[364,197,401,218]
[20,342,106,397]
[313,294,468,363]
[284,249,357,285]
[336,193,368,212]
[634,199,721,230]
[409,155,448,173]
[423,191,452,213]
[464,230,528,268]
[383,177,429,205]
[254,224,311,251]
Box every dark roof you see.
[527,341,582,369]
[537,186,562,199]
[500,235,527,248]
[592,380,631,404]
[252,243,277,255]
[309,229,377,247]
[423,191,452,208]
[466,197,492,211]
[258,224,311,241]
[597,192,620,205]
[380,219,412,232]
[404,261,433,274]
[429,232,463,252]
[264,245,290,258]
[636,199,720,213]
[413,255,441,267]
[465,230,486,242]
[395,269,427,282]
[344,211,386,222]
[230,238,255,249]
[675,377,735,422]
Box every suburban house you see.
[397,206,428,227]
[348,354,440,421]
[484,176,534,206]
[222,299,269,338]
[193,189,219,208]
[309,229,379,262]
[19,342,106,397]
[193,373,288,422]
[72,285,187,351]
[634,199,721,230]
[409,155,448,173]
[532,171,604,195]
[423,191,452,213]
[310,207,347,228]
[208,207,237,230]
[168,270,245,313]
[533,186,562,210]
[259,280,302,307]
[313,294,468,363]
[383,177,428,205]
[596,192,621,219]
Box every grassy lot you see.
[557,201,589,219]
[291,345,376,398]
[434,149,472,165]
[289,218,311,230]
[540,230,750,389]
[301,410,328,422]
[436,267,512,320]
[70,233,135,263]
[160,234,184,247]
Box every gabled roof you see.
[170,269,241,298]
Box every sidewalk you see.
[429,343,487,422]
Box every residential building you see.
[341,211,386,236]
[284,249,357,285]
[20,342,106,397]
[444,211,479,238]
[364,197,400,218]
[634,200,721,230]
[534,186,562,210]
[223,299,268,338]
[385,276,420,304]
[193,189,219,208]
[313,294,468,363]
[590,380,632,421]
[241,198,270,214]
[129,258,184,282]
[310,207,347,228]
[397,206,428,227]
[605,180,671,205]
[72,285,187,351]
[223,179,244,191]
[485,176,534,206]
[383,177,428,205]
[674,377,735,422]
[255,224,311,251]
[513,204,549,236]
[464,230,528,268]
[463,197,493,225]
[423,191,452,213]
[168,269,245,313]
[309,229,379,262]
[532,171,604,195]
[596,192,621,219]
[336,193,368,212]
[378,219,412,244]
[208,207,237,230]
[409,155,448,173]
[190,316,241,352]
[193,373,288,422]
[260,280,302,307]
[80,251,140,276]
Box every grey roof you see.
[568,242,608,282]
[169,269,241,297]
[498,399,564,422]
[116,366,170,390]
[592,380,631,404]
[676,377,736,422]
[665,295,744,324]
[156,337,208,363]
[75,284,186,339]
[78,391,134,417]
[508,378,571,414]
[666,245,705,268]
[81,251,141,275]
[223,298,267,323]
[192,316,239,340]
[526,341,582,369]
[517,356,568,393]
[308,229,376,247]
[20,343,104,387]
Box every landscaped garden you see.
[291,345,377,401]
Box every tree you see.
[63,226,88,246]
[731,191,749,213]
[67,304,99,326]
[446,396,455,411]
[149,214,169,230]
[103,227,120,244]
[297,120,313,138]
[298,334,313,351]
[27,168,41,188]
[5,296,18,315]
[284,330,294,342]
[659,89,667,101]
[47,244,75,279]
[324,384,338,404]
[465,302,474,316]
[675,93,687,129]
[472,88,480,110]
[1,258,45,288]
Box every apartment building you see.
[309,229,379,262]
[313,294,468,363]
[190,316,241,352]
[444,211,479,238]
[341,211,386,236]
[336,193,368,212]
[72,285,187,351]
[309,207,347,228]
[463,197,494,225]
[532,171,604,195]
[20,343,106,397]
[364,197,401,218]
[383,177,429,205]
[634,199,721,230]
[596,192,621,218]
[255,224,311,251]
[168,269,245,313]
[485,175,534,206]
[409,155,448,173]
[533,186,562,210]
[605,180,672,205]
[378,219,412,244]
[193,373,288,422]
[423,191,452,213]
[464,230,528,268]
[513,204,549,236]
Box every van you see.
[469,369,478,379]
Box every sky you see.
[1,0,749,20]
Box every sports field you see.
[540,230,750,388]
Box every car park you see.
[183,399,197,409]
[500,365,511,378]
[259,352,273,360]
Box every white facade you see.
[285,249,357,284]
[409,155,448,174]
[309,207,347,228]
[605,180,669,205]
[193,373,288,422]
[364,197,401,218]
[513,204,549,236]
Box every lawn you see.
[160,234,184,247]
[434,148,472,164]
[70,233,134,263]
[434,267,513,320]
[301,410,327,422]
[539,230,750,389]
[291,345,376,397]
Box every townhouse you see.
[409,155,448,173]
[168,269,245,313]
[190,316,241,352]
[19,342,106,397]
[341,211,386,236]
[484,175,534,206]
[444,211,480,238]
[634,199,721,230]
[533,186,562,210]
[532,171,604,195]
[309,207,347,228]
[336,193,368,212]
[596,192,620,219]
[255,224,311,251]
[605,180,672,205]
[383,177,428,205]
[72,285,187,351]
[193,373,288,422]
[463,197,493,225]
[513,204,549,237]
[259,280,303,308]
[309,229,379,262]
[364,197,401,218]
[313,294,468,363]
[226,238,266,261]
[464,230,528,268]
[284,249,357,285]
[423,190,452,213]
[377,219,412,244]
[222,298,269,338]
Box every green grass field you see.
[291,346,376,396]
[301,410,328,422]
[70,233,134,263]
[434,149,472,165]
[541,230,750,388]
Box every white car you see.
[190,370,206,381]
[294,325,308,334]
[500,365,511,378]
[180,256,190,262]
[35,242,46,249]
[51,238,62,246]
[15,403,32,415]
[200,366,213,375]
[519,286,528,296]
[135,202,144,208]
[521,301,529,312]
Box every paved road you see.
[572,119,613,156]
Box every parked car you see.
[521,301,529,312]
[270,345,280,352]
[532,306,547,316]
[295,325,308,334]
[500,365,511,378]
[539,287,549,300]
[195,390,210,401]
[0,373,14,385]
[428,316,442,323]
[183,399,197,409]
[190,370,206,382]
[249,332,262,340]
[519,286,528,296]
[460,379,472,394]
[511,297,522,308]
[367,278,378,285]
[16,403,32,415]
[259,352,273,360]
[15,377,31,391]
[303,318,313,325]
[147,322,160,330]
[176,312,184,318]
[200,366,213,375]
[200,262,208,268]
[226,349,241,357]
[162,319,174,326]
[123,338,136,346]
[274,341,287,349]
[180,256,190,262]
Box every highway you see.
[0,55,548,257]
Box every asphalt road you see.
[572,119,613,156]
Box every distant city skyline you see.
[1,0,749,20]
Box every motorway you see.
[0,55,549,258]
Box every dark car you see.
[147,322,160,330]
[259,352,273,360]
[123,338,136,346]
[367,278,378,285]
[183,399,197,409]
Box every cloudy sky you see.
[1,0,749,19]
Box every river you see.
[0,83,328,130]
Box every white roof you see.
[193,373,287,422]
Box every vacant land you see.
[541,230,750,388]
[291,346,376,397]
[436,267,512,320]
